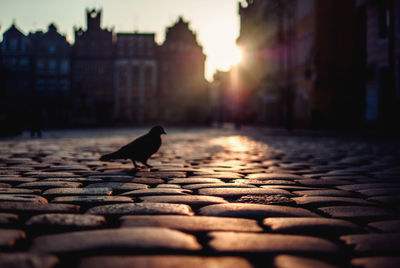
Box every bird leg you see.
[131,159,139,169]
[142,160,153,168]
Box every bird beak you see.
[163,130,167,135]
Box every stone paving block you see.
[318,206,395,219]
[296,179,353,186]
[0,201,79,214]
[86,202,193,216]
[274,254,339,268]
[357,188,400,197]
[23,172,79,178]
[16,181,82,189]
[0,213,18,225]
[129,178,165,184]
[156,184,182,188]
[85,182,148,191]
[337,183,400,191]
[0,229,25,248]
[120,215,263,232]
[208,232,340,254]
[30,227,201,253]
[0,188,41,195]
[293,189,353,197]
[0,177,38,184]
[168,178,223,184]
[182,183,256,190]
[121,188,192,196]
[368,195,400,205]
[0,182,11,188]
[236,179,297,186]
[136,171,186,178]
[368,220,400,232]
[263,217,362,235]
[261,185,321,191]
[198,188,293,198]
[189,174,243,179]
[0,253,59,268]
[52,195,133,205]
[26,213,106,229]
[139,195,228,205]
[0,194,48,203]
[199,203,319,219]
[77,256,253,268]
[341,233,400,253]
[246,173,304,180]
[351,257,400,268]
[236,195,294,205]
[42,177,103,183]
[43,187,112,196]
[292,196,373,206]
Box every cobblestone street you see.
[1,127,400,268]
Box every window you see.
[144,66,153,99]
[20,58,29,66]
[48,45,56,54]
[132,66,140,98]
[297,32,313,65]
[297,0,313,20]
[36,59,46,74]
[48,60,57,74]
[60,59,69,74]
[378,1,389,39]
[9,39,18,51]
[60,79,69,92]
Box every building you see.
[1,23,33,134]
[114,33,158,122]
[357,0,400,132]
[27,24,72,127]
[237,0,363,128]
[1,23,32,97]
[159,17,210,124]
[71,8,114,125]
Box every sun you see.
[216,45,243,70]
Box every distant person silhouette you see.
[30,105,43,138]
[100,126,166,169]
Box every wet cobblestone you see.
[0,127,400,267]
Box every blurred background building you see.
[114,32,158,123]
[1,2,400,135]
[214,0,400,132]
[158,17,210,124]
[71,9,115,125]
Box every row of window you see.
[35,78,69,91]
[36,59,69,75]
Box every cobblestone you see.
[78,256,253,268]
[1,127,400,266]
[120,215,262,232]
[31,227,201,253]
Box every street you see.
[0,127,400,267]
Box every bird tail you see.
[100,152,119,161]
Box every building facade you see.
[114,33,158,122]
[28,23,72,126]
[1,24,32,97]
[236,0,363,128]
[159,17,209,124]
[358,0,400,131]
[71,9,114,125]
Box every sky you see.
[0,0,243,81]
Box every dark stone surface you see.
[30,227,202,253]
[120,215,263,232]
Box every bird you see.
[100,126,166,169]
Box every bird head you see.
[150,125,167,135]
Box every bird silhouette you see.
[100,126,166,169]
